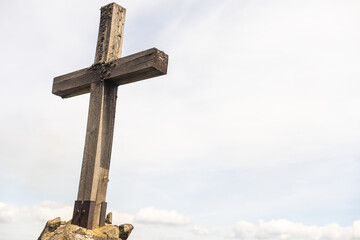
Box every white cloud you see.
[232,219,360,240]
[31,201,72,224]
[0,202,190,227]
[0,202,22,223]
[2,201,360,240]
[111,210,135,224]
[0,201,72,225]
[108,207,192,226]
[193,225,211,236]
[134,207,191,225]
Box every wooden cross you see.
[52,3,168,230]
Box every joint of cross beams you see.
[90,62,117,80]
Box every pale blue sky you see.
[0,0,360,239]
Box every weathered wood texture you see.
[52,48,168,98]
[95,3,125,63]
[52,2,169,230]
[77,2,125,229]
[78,81,118,229]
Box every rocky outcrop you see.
[38,216,134,240]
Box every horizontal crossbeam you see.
[53,48,168,98]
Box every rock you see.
[105,212,113,224]
[38,217,132,240]
[119,224,134,240]
[37,217,66,240]
[97,224,119,239]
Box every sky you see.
[0,0,360,239]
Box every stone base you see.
[38,217,134,240]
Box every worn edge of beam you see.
[52,48,168,98]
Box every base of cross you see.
[71,200,107,229]
[38,216,134,240]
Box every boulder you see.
[119,224,134,240]
[38,216,133,240]
[105,212,113,224]
[37,217,66,240]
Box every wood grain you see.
[77,2,124,229]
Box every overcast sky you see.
[0,0,360,239]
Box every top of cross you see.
[52,2,168,99]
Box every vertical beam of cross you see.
[72,3,125,229]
